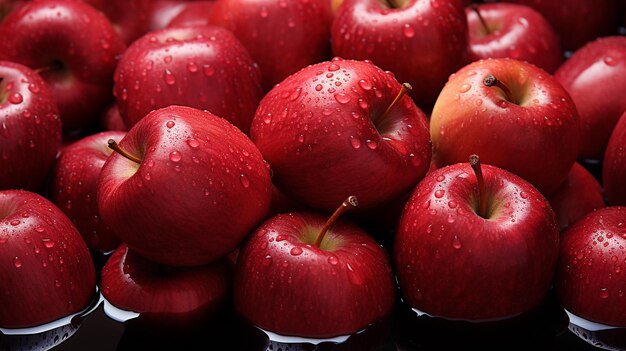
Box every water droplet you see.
[358,79,372,91]
[520,191,528,199]
[9,93,23,104]
[421,200,431,209]
[365,140,377,150]
[434,189,445,198]
[262,255,272,267]
[452,236,462,249]
[10,219,20,226]
[599,288,609,299]
[349,136,361,149]
[42,239,55,248]
[448,201,458,208]
[290,247,303,256]
[166,120,175,128]
[328,63,340,71]
[187,139,199,148]
[163,69,176,85]
[297,134,305,143]
[289,88,302,101]
[604,56,617,66]
[276,235,286,242]
[402,24,415,38]
[334,93,351,104]
[346,263,363,285]
[163,55,172,63]
[315,84,323,91]
[436,175,445,182]
[34,226,45,233]
[447,214,455,223]
[263,113,272,124]
[240,174,250,188]
[54,280,62,288]
[186,62,198,72]
[328,256,339,265]
[203,64,215,77]
[28,83,40,94]
[459,84,471,93]
[259,7,268,17]
[13,257,22,268]
[169,151,182,162]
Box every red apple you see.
[603,110,626,206]
[97,105,272,267]
[466,3,562,73]
[549,162,605,231]
[114,25,263,134]
[430,58,580,196]
[331,0,469,109]
[0,61,61,192]
[234,196,396,337]
[147,0,190,32]
[394,156,560,321]
[83,0,153,45]
[555,36,626,160]
[555,206,626,327]
[167,1,215,28]
[0,0,126,133]
[507,0,621,52]
[101,244,232,327]
[0,190,96,328]
[250,58,431,212]
[208,0,333,91]
[50,131,127,253]
[100,103,127,132]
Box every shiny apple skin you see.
[603,110,626,206]
[251,58,431,212]
[234,212,396,338]
[555,206,626,327]
[395,163,559,321]
[0,190,95,329]
[98,105,272,267]
[431,58,580,196]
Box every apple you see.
[50,131,127,253]
[0,60,61,192]
[548,162,605,231]
[147,0,190,32]
[0,190,96,328]
[83,0,153,45]
[466,3,562,73]
[167,1,215,28]
[0,0,126,134]
[97,105,272,267]
[100,244,232,327]
[207,0,333,91]
[555,36,626,160]
[506,0,621,52]
[100,103,127,132]
[554,206,626,327]
[394,155,560,321]
[430,58,580,196]
[234,196,396,338]
[603,110,626,206]
[250,58,431,212]
[331,0,469,109]
[113,25,263,134]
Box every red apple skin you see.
[147,0,189,32]
[114,25,263,134]
[555,36,626,160]
[466,3,562,73]
[507,0,620,52]
[208,0,333,91]
[549,162,605,231]
[167,1,215,28]
[0,61,61,192]
[0,190,96,329]
[0,0,126,133]
[98,105,272,267]
[331,0,469,109]
[430,58,580,196]
[251,58,431,212]
[50,131,126,253]
[604,110,626,206]
[100,103,128,132]
[83,0,153,45]
[101,244,232,326]
[555,206,626,327]
[394,162,560,321]
[234,212,396,338]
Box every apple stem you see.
[374,82,412,127]
[107,139,142,164]
[483,74,514,103]
[314,196,358,248]
[34,60,63,75]
[471,4,491,34]
[469,154,488,218]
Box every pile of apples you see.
[1,0,625,346]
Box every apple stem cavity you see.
[384,0,399,8]
[469,154,488,218]
[471,4,491,34]
[107,139,142,164]
[374,82,412,127]
[314,196,358,248]
[34,60,64,75]
[484,74,514,104]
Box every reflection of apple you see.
[555,206,626,327]
[0,190,95,328]
[395,156,560,321]
[234,196,396,338]
[548,162,605,231]
[98,105,272,267]
[101,244,232,327]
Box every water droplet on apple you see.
[358,79,372,91]
[452,236,462,249]
[346,263,363,285]
[358,99,369,110]
[334,93,351,104]
[365,140,377,150]
[262,255,272,266]
[165,120,175,129]
[297,134,305,143]
[28,83,40,94]
[402,24,415,38]
[448,201,458,208]
[328,256,339,265]
[263,113,272,124]
[434,190,445,198]
[187,139,200,148]
[315,84,323,91]
[459,84,471,93]
[187,62,198,72]
[163,69,176,85]
[276,235,286,242]
[604,56,617,66]
[8,93,23,104]
[421,200,431,209]
[328,63,340,72]
[144,172,151,181]
[10,219,20,226]
[203,64,215,77]
[240,174,250,188]
[599,288,609,299]
[520,191,528,199]
[349,136,361,149]
[289,88,302,101]
[290,247,303,256]
[259,7,268,17]
[169,151,182,162]
[13,257,22,268]
[42,239,55,248]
